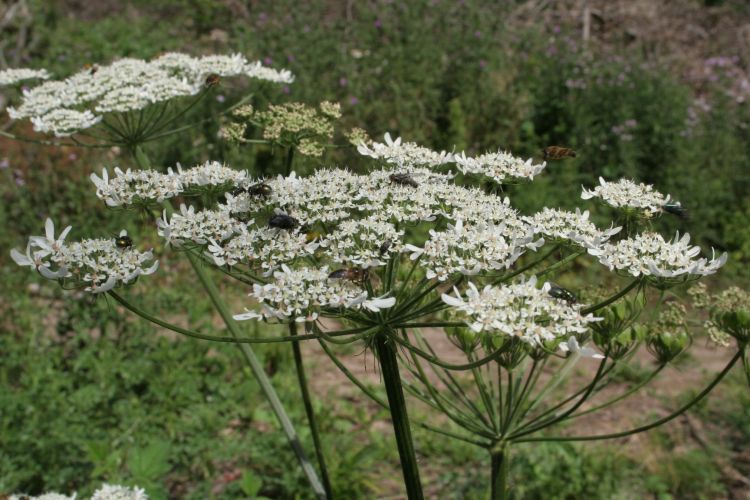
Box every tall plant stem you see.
[285,146,295,176]
[375,332,424,500]
[186,252,326,499]
[490,443,510,500]
[289,322,333,499]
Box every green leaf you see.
[239,471,263,497]
[128,439,171,481]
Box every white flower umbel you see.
[158,204,247,246]
[91,484,148,500]
[9,493,76,500]
[525,207,621,248]
[588,231,727,283]
[207,227,318,273]
[30,108,102,137]
[11,220,158,293]
[581,177,670,216]
[322,216,405,268]
[357,132,454,168]
[8,53,293,136]
[454,150,546,183]
[177,160,247,190]
[403,219,544,281]
[233,265,396,322]
[91,167,184,206]
[0,67,50,86]
[441,277,600,346]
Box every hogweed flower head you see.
[454,150,546,184]
[7,53,293,137]
[441,277,601,348]
[0,67,51,86]
[581,177,671,217]
[233,264,395,322]
[588,231,726,286]
[525,207,621,248]
[11,219,158,293]
[357,132,454,168]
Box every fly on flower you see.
[269,212,300,231]
[542,146,577,161]
[389,173,419,188]
[328,267,369,285]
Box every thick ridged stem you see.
[375,333,424,500]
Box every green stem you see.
[491,245,559,286]
[516,351,741,442]
[289,323,333,499]
[534,250,584,278]
[582,279,641,314]
[375,333,424,500]
[285,146,295,176]
[186,252,326,498]
[490,444,510,500]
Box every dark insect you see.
[548,283,577,303]
[230,182,272,198]
[247,182,273,197]
[328,267,369,283]
[379,240,392,255]
[205,73,221,87]
[115,234,133,249]
[269,213,299,230]
[542,146,577,161]
[662,203,688,219]
[389,173,419,188]
[83,63,98,75]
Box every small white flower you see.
[454,150,546,183]
[91,483,149,500]
[559,336,605,359]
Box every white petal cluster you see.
[91,484,148,500]
[11,219,158,293]
[454,150,546,183]
[158,204,247,246]
[403,219,544,281]
[233,265,396,322]
[30,109,102,136]
[442,277,600,345]
[90,167,184,206]
[177,161,247,189]
[8,53,293,136]
[322,217,404,268]
[9,494,75,500]
[357,132,454,168]
[0,67,50,86]
[588,231,727,281]
[207,227,318,273]
[90,161,244,207]
[525,208,621,248]
[581,177,669,215]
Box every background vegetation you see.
[2,0,749,498]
